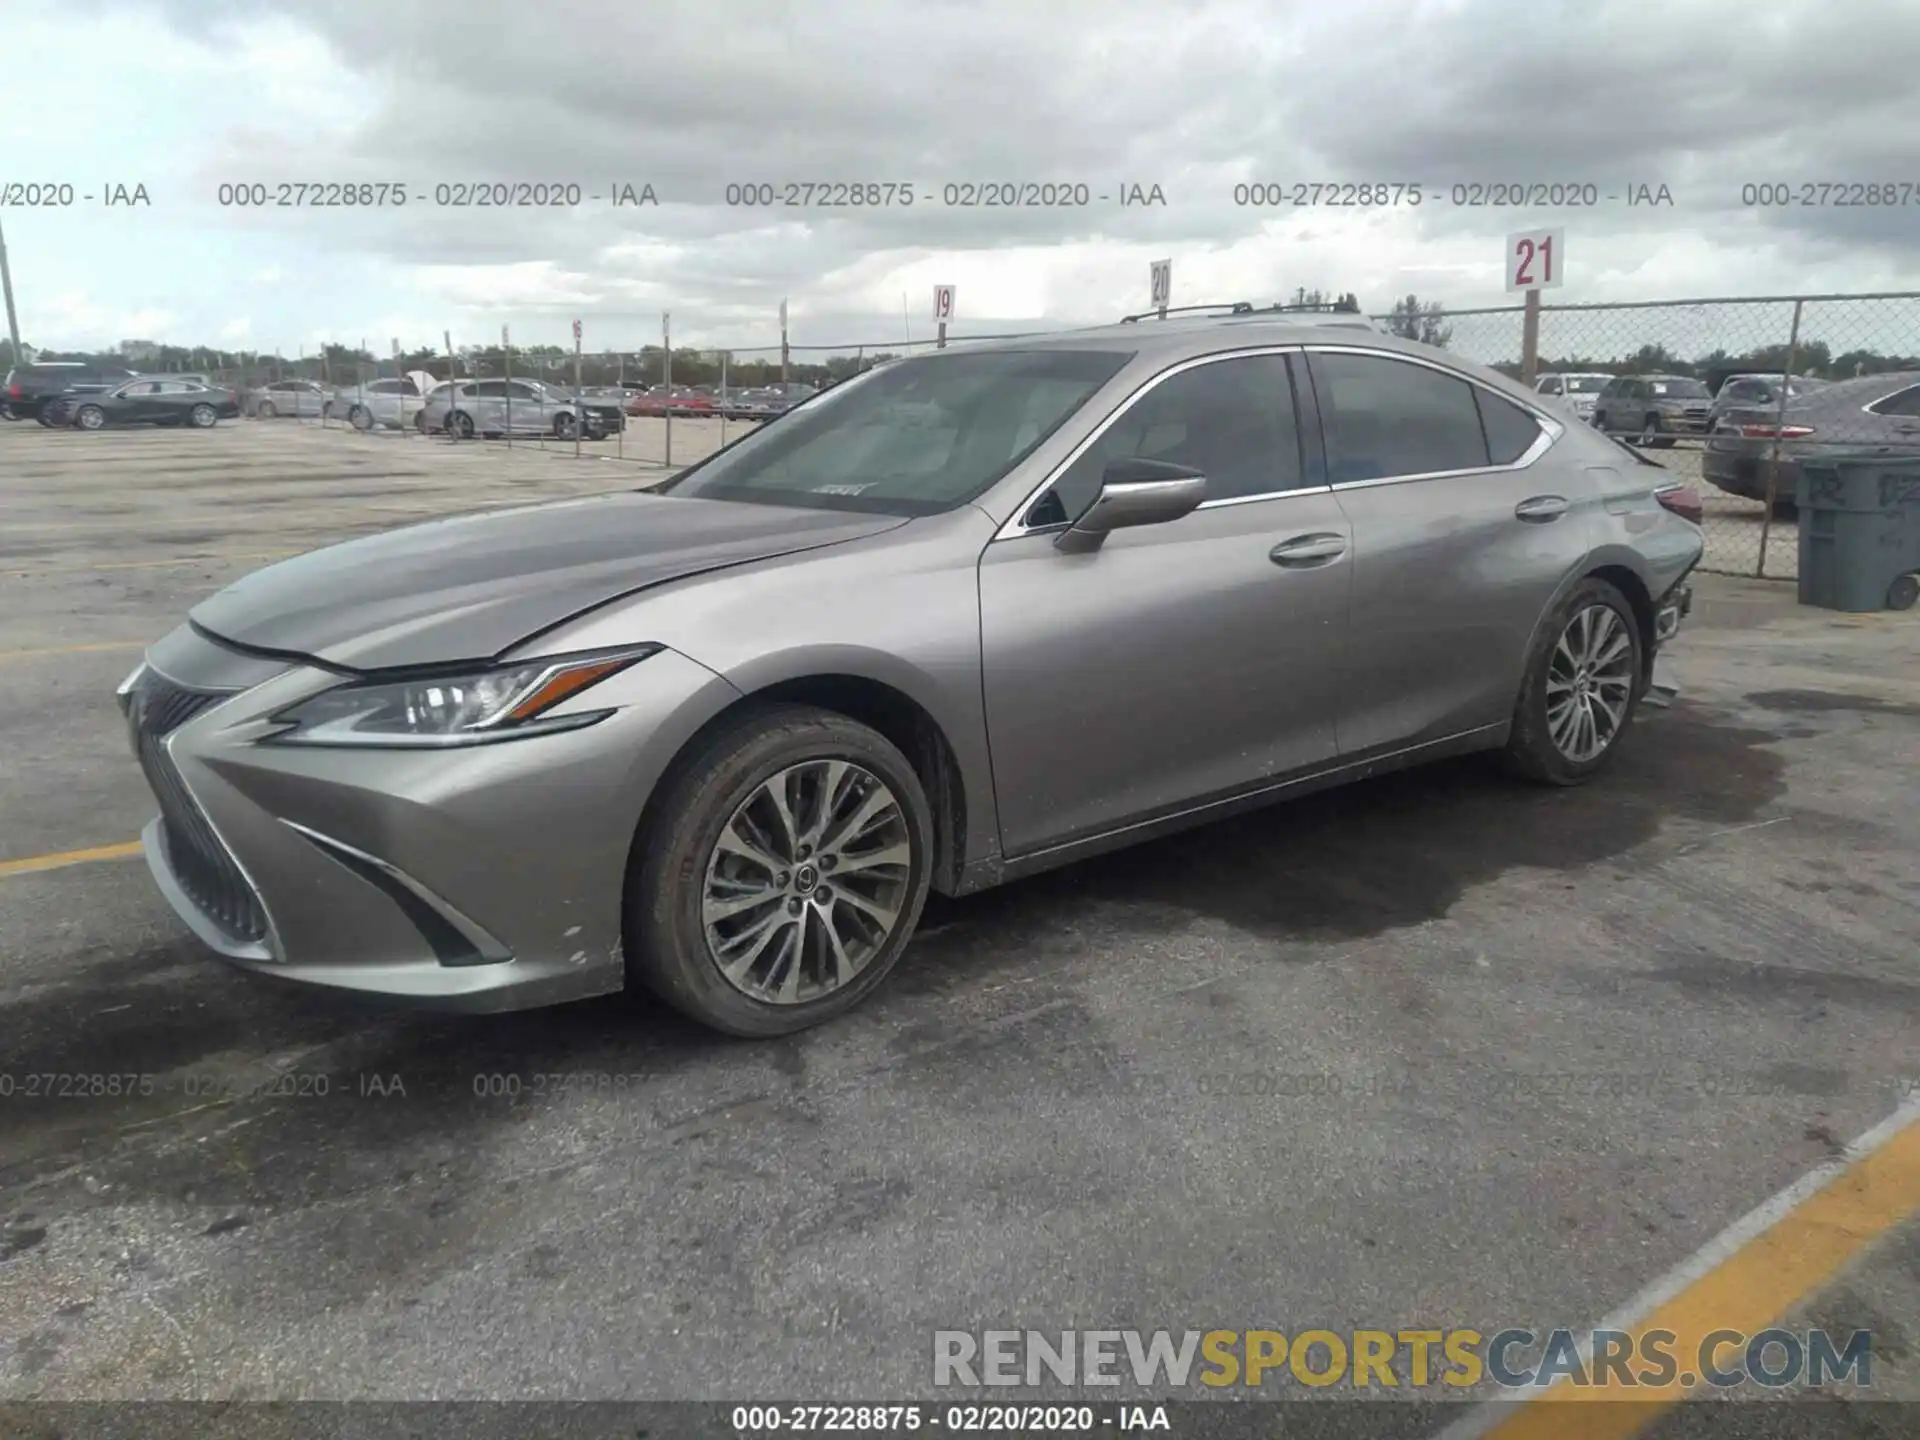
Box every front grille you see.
[130,671,269,945]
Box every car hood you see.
[189,491,908,671]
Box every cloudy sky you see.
[4,0,1918,360]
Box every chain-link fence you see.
[1370,291,1920,579]
[46,293,1920,580]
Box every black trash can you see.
[1796,453,1920,612]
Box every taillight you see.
[6,383,19,399]
[1738,423,1815,439]
[1655,485,1703,525]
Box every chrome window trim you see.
[1863,383,1920,416]
[993,344,1318,540]
[1303,344,1566,492]
[994,341,1566,538]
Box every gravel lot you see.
[1,418,1915,1416]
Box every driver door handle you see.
[1515,495,1570,523]
[1269,533,1348,567]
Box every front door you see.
[1305,348,1599,756]
[980,351,1352,857]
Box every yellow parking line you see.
[0,841,144,878]
[1464,1099,1920,1439]
[0,640,146,662]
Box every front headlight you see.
[264,645,658,748]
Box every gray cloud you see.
[110,0,1920,343]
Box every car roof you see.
[938,312,1399,365]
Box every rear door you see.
[1305,346,1596,756]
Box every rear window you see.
[1649,379,1710,398]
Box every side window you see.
[1869,385,1920,417]
[1475,389,1545,465]
[468,381,506,398]
[508,382,541,401]
[1537,377,1562,395]
[1314,352,1490,482]
[1042,354,1303,522]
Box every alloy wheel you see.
[1546,604,1636,763]
[190,404,216,427]
[700,759,914,1005]
[78,406,105,430]
[1639,415,1659,446]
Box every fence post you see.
[720,349,729,449]
[1755,299,1803,580]
[1519,290,1541,385]
[616,352,625,460]
[663,313,672,469]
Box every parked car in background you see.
[341,377,428,431]
[1591,374,1714,447]
[1703,371,1920,508]
[118,308,1700,1035]
[418,378,626,439]
[245,378,338,419]
[1532,372,1610,423]
[65,377,241,430]
[4,361,142,424]
[1705,373,1827,434]
[627,384,717,418]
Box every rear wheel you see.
[189,403,217,428]
[1888,573,1918,611]
[36,401,63,427]
[350,404,375,431]
[1505,577,1644,787]
[447,410,475,439]
[256,400,277,419]
[74,404,107,431]
[626,705,933,1037]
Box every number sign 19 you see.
[1506,228,1565,292]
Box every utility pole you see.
[0,214,20,365]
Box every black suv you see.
[4,362,142,424]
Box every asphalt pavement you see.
[1,418,1915,1422]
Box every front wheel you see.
[1505,578,1644,786]
[1637,414,1662,448]
[189,403,217,428]
[554,412,578,440]
[626,705,934,1037]
[74,404,107,431]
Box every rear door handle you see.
[1515,495,1570,522]
[1269,532,1348,567]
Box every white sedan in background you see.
[339,377,429,431]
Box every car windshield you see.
[1650,379,1710,397]
[658,348,1133,515]
[1565,376,1606,393]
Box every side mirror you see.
[1055,457,1208,553]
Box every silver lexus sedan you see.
[118,306,1703,1036]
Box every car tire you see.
[554,412,577,440]
[74,404,107,431]
[256,400,277,419]
[189,404,217,428]
[36,401,64,427]
[447,410,475,440]
[1504,577,1645,788]
[1637,413,1662,448]
[350,405,374,432]
[625,704,934,1038]
[1889,573,1919,611]
[414,410,429,434]
[1592,410,1609,433]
